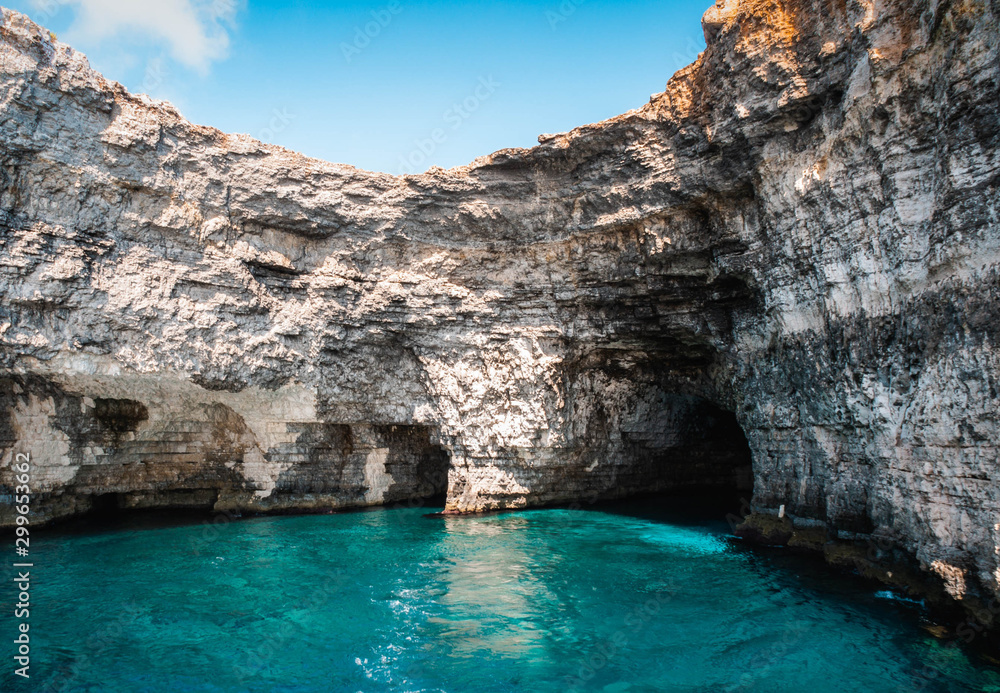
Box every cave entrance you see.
[380,424,452,507]
[594,394,755,525]
[648,394,754,499]
[87,492,125,518]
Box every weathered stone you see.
[735,512,795,546]
[0,0,998,620]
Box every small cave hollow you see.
[382,425,452,507]
[86,492,125,518]
[649,394,755,499]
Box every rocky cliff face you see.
[0,0,997,617]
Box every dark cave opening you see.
[384,425,452,507]
[87,492,124,518]
[583,395,756,531]
[689,398,755,494]
[649,394,754,499]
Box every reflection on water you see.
[434,514,561,660]
[3,496,999,692]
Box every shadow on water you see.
[26,499,425,539]
[592,489,1000,672]
[28,506,230,538]
[581,488,748,530]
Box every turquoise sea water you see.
[5,498,1000,693]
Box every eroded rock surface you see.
[0,0,997,615]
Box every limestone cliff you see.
[0,0,998,618]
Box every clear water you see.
[5,498,1000,693]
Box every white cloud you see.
[33,0,241,73]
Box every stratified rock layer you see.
[0,0,998,614]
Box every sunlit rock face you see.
[0,0,998,610]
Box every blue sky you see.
[9,0,707,173]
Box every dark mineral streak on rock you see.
[93,398,148,434]
[0,0,998,625]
